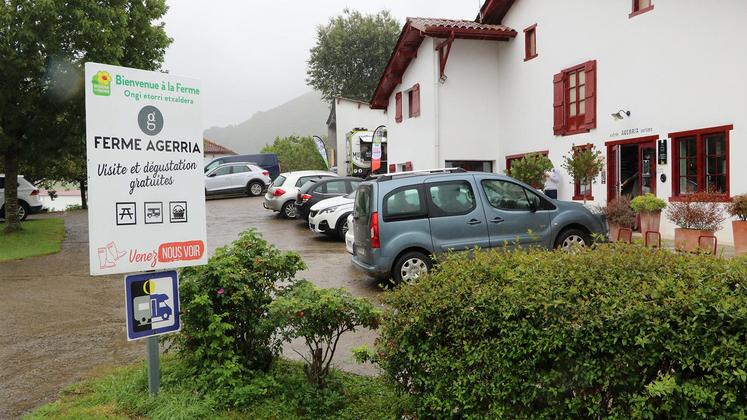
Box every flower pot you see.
[674,228,715,253]
[733,220,747,257]
[609,224,620,242]
[639,211,661,234]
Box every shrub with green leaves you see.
[630,193,667,213]
[175,229,305,388]
[728,194,747,221]
[505,153,554,189]
[375,245,747,418]
[269,280,381,387]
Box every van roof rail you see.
[369,167,467,182]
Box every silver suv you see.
[204,163,270,197]
[351,169,607,282]
[263,170,338,218]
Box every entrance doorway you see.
[607,136,658,203]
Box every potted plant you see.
[727,194,747,256]
[600,196,635,242]
[666,192,726,252]
[505,153,554,190]
[561,145,605,205]
[630,193,667,234]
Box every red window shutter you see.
[388,164,396,173]
[411,84,420,117]
[404,161,413,171]
[395,92,403,123]
[553,72,565,135]
[582,60,597,130]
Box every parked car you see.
[345,213,355,254]
[295,177,360,222]
[204,153,281,180]
[263,170,337,218]
[308,191,355,239]
[0,175,43,221]
[351,168,607,282]
[204,163,270,197]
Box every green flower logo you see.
[92,71,112,96]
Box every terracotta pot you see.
[674,228,715,253]
[609,224,620,242]
[733,220,747,257]
[639,211,661,234]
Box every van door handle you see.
[490,217,504,224]
[467,219,483,225]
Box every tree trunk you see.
[79,178,88,209]
[3,144,21,233]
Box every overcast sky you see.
[162,1,481,130]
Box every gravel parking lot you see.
[0,195,381,418]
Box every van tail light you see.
[370,211,380,249]
[30,189,39,196]
[273,188,285,197]
[300,194,312,203]
[262,170,269,176]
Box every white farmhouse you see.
[327,97,387,175]
[369,0,745,244]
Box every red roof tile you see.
[203,138,237,155]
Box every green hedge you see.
[377,245,747,418]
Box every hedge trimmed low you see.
[377,245,747,418]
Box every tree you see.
[306,9,400,102]
[0,0,171,232]
[262,136,328,173]
[561,145,605,204]
[505,153,554,189]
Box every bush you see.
[269,280,381,387]
[728,194,747,221]
[666,192,727,231]
[630,193,667,213]
[505,153,554,189]
[561,144,605,202]
[374,245,747,418]
[175,229,305,389]
[261,135,328,172]
[600,196,635,228]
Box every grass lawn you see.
[26,357,405,419]
[0,218,65,262]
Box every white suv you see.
[308,192,355,239]
[0,175,43,221]
[205,162,270,197]
[263,170,337,218]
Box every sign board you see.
[125,270,180,341]
[658,139,668,165]
[312,136,329,167]
[85,63,207,275]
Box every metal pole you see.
[146,335,160,395]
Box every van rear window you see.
[383,187,426,221]
[354,185,372,224]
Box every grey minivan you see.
[351,168,607,282]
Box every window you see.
[212,166,232,177]
[354,185,372,223]
[231,165,249,174]
[323,180,347,194]
[482,179,533,211]
[572,145,594,201]
[427,181,476,217]
[383,187,426,222]
[524,24,537,61]
[671,125,732,199]
[553,60,596,136]
[295,176,320,188]
[445,160,494,172]
[408,84,420,118]
[395,92,403,123]
[630,0,654,18]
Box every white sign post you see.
[85,62,207,395]
[85,62,207,276]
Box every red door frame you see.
[605,135,659,203]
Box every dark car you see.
[294,177,361,221]
[204,153,280,180]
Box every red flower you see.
[296,310,304,317]
[217,288,225,295]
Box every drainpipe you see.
[433,38,442,168]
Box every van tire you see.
[247,181,264,197]
[281,201,297,219]
[335,212,352,240]
[555,228,591,250]
[392,251,432,284]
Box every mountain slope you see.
[204,91,329,154]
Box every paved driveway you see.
[0,196,380,418]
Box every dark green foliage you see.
[505,152,554,189]
[261,135,328,172]
[376,244,747,418]
[306,9,401,102]
[175,229,305,390]
[269,280,381,387]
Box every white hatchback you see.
[307,192,355,239]
[0,175,43,221]
[263,170,338,218]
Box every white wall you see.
[332,98,387,176]
[495,0,747,242]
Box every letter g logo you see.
[137,105,164,136]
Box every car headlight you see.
[319,205,340,215]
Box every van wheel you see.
[555,228,591,250]
[247,181,264,197]
[393,251,432,283]
[281,201,297,219]
[335,213,352,240]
